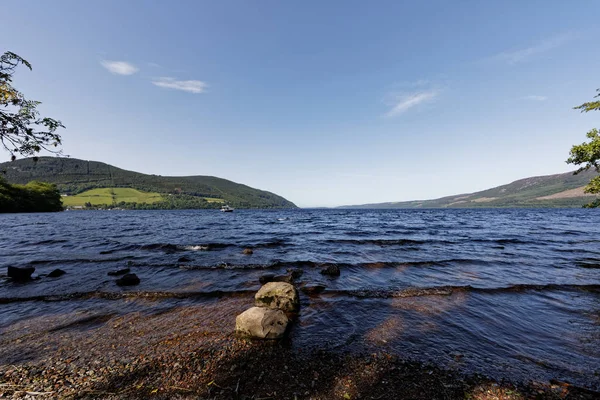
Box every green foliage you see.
[1,52,64,160]
[566,89,600,206]
[0,157,297,209]
[0,176,62,212]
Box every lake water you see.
[1,209,599,389]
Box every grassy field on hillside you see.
[62,188,163,206]
[203,197,225,203]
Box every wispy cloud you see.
[385,90,439,117]
[492,33,574,65]
[523,95,548,101]
[101,60,139,75]
[151,77,207,94]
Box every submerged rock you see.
[48,269,66,278]
[287,268,304,280]
[177,256,191,263]
[7,266,35,281]
[255,282,299,312]
[107,268,130,276]
[259,274,295,285]
[320,264,340,277]
[235,307,289,339]
[301,284,326,295]
[242,248,254,255]
[116,273,140,286]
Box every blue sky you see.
[2,1,599,207]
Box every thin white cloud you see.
[151,77,207,94]
[101,60,139,75]
[523,95,548,101]
[492,33,574,65]
[385,90,439,117]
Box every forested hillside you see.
[342,169,599,209]
[0,157,296,209]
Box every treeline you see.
[1,157,297,209]
[0,178,62,213]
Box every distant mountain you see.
[0,157,296,209]
[341,170,599,209]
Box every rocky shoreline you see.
[0,295,598,400]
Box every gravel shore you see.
[1,296,597,400]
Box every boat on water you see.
[220,205,234,212]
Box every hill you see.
[0,157,296,209]
[341,169,599,209]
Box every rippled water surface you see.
[1,209,599,388]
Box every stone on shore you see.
[48,269,66,278]
[235,306,289,339]
[116,273,140,286]
[108,268,130,276]
[255,282,299,312]
[320,264,340,277]
[7,266,35,281]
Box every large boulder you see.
[7,266,35,281]
[255,282,299,312]
[235,307,289,339]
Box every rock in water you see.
[7,266,35,281]
[116,273,140,286]
[287,268,304,280]
[301,284,326,295]
[242,248,254,255]
[235,307,289,339]
[177,256,191,263]
[255,282,299,312]
[320,264,340,277]
[259,274,294,285]
[48,269,66,278]
[107,268,130,276]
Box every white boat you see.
[220,205,234,212]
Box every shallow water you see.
[1,209,599,388]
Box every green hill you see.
[341,170,599,209]
[0,157,296,209]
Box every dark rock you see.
[7,266,35,281]
[287,268,304,279]
[320,264,340,277]
[178,256,191,263]
[242,248,254,255]
[301,285,326,295]
[116,273,140,286]
[48,269,66,278]
[107,268,130,276]
[259,274,294,284]
[259,274,275,284]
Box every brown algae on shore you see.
[1,296,599,399]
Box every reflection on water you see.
[0,209,599,389]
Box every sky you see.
[2,1,599,207]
